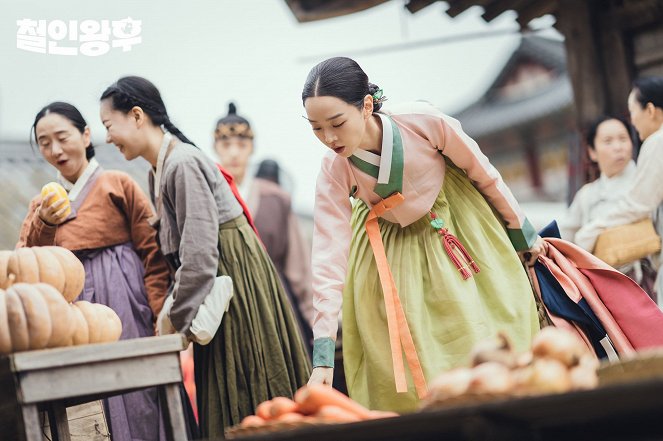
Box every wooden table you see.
[0,334,188,441]
[227,377,663,441]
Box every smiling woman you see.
[17,101,177,441]
[100,76,311,438]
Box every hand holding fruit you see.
[39,182,71,225]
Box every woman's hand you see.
[38,192,69,226]
[308,367,334,386]
[519,235,546,266]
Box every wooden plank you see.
[18,353,181,403]
[445,0,493,18]
[64,401,106,421]
[555,0,607,195]
[228,379,663,441]
[515,0,557,28]
[285,0,388,23]
[20,405,43,441]
[613,0,663,31]
[49,404,71,441]
[10,334,187,372]
[598,12,633,115]
[633,28,663,71]
[42,401,110,441]
[482,0,529,22]
[404,0,438,14]
[159,384,188,441]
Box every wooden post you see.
[522,129,543,193]
[47,404,71,441]
[159,384,188,441]
[598,8,633,117]
[19,405,42,441]
[555,0,607,198]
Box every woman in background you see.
[560,115,657,298]
[576,76,663,307]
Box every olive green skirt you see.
[194,216,311,438]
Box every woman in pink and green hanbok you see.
[302,57,543,413]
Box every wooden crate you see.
[0,335,188,441]
[41,401,110,440]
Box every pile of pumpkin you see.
[0,246,122,354]
[228,384,397,436]
[421,327,599,409]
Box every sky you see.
[0,0,561,213]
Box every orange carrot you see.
[367,410,399,419]
[255,400,273,420]
[240,415,266,428]
[294,384,372,419]
[315,405,362,423]
[276,412,305,422]
[269,397,299,418]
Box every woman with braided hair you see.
[303,57,544,412]
[100,76,310,437]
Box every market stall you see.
[0,334,188,441]
[224,376,663,441]
[226,328,663,441]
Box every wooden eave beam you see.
[405,0,440,14]
[515,0,558,28]
[445,0,493,18]
[482,0,530,22]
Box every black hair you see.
[255,159,280,185]
[31,102,95,160]
[632,77,663,110]
[301,56,384,112]
[100,76,196,146]
[216,102,252,128]
[214,102,254,139]
[585,115,632,149]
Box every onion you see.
[516,358,572,394]
[469,332,517,368]
[515,351,534,368]
[532,326,590,367]
[467,362,514,395]
[569,355,599,390]
[425,367,473,403]
[569,364,598,390]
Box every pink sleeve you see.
[311,154,353,341]
[424,113,537,250]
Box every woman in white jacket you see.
[560,115,657,297]
[576,76,663,305]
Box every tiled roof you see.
[453,35,573,137]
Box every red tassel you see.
[439,228,480,280]
[429,211,480,279]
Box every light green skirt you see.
[343,163,539,413]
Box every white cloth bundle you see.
[157,275,234,345]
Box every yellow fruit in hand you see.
[41,182,71,218]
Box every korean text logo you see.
[16,18,142,56]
